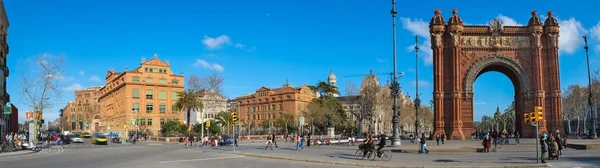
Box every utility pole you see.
[389,0,401,146]
[414,36,421,136]
[583,35,597,139]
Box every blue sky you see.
[4,0,599,123]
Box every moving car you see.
[80,132,92,138]
[91,133,108,145]
[70,134,84,143]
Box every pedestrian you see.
[556,134,563,158]
[272,133,278,148]
[482,135,491,153]
[419,133,428,154]
[306,133,311,147]
[234,134,239,147]
[441,133,446,145]
[515,132,520,145]
[436,134,440,146]
[540,135,547,163]
[265,133,273,150]
[295,134,304,151]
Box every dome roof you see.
[447,9,463,25]
[328,69,337,81]
[429,9,445,25]
[527,10,543,26]
[544,11,559,27]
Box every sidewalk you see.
[225,142,550,168]
[310,139,542,153]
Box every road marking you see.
[159,155,244,164]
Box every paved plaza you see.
[1,139,599,168]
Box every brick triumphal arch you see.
[430,9,563,139]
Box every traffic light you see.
[533,106,543,122]
[188,125,192,131]
[231,112,238,124]
[124,125,128,130]
[205,120,211,128]
[524,113,530,124]
[40,119,45,125]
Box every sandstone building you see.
[98,55,184,136]
[61,86,102,133]
[235,83,315,133]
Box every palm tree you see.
[215,111,233,134]
[175,89,204,127]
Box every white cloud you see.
[400,18,433,65]
[590,21,600,51]
[411,80,431,87]
[558,18,587,55]
[376,58,386,63]
[474,101,487,105]
[202,35,232,50]
[79,71,85,76]
[193,59,224,71]
[54,73,74,81]
[90,75,101,82]
[64,83,84,91]
[234,43,257,52]
[497,14,522,26]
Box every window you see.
[172,105,179,113]
[146,103,154,113]
[172,80,178,84]
[159,79,167,84]
[171,91,178,100]
[268,105,271,111]
[141,118,146,125]
[146,89,153,99]
[159,90,167,100]
[259,99,262,103]
[247,107,250,112]
[160,118,165,126]
[279,104,282,110]
[154,68,159,72]
[272,104,275,110]
[159,104,166,113]
[132,76,140,82]
[132,88,140,98]
[146,77,153,83]
[273,114,277,119]
[147,118,153,126]
[132,103,140,112]
[286,95,291,99]
[271,97,275,101]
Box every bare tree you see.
[186,73,226,136]
[19,54,65,122]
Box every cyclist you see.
[362,133,374,157]
[376,134,386,157]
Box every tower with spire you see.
[327,69,339,97]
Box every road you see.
[0,142,350,168]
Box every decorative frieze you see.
[461,36,530,48]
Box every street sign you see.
[3,102,11,115]
[299,117,305,126]
[26,112,34,120]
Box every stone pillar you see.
[545,28,563,137]
[431,32,445,137]
[530,30,548,136]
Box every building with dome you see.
[327,69,339,97]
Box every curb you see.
[0,150,37,157]
[224,152,549,168]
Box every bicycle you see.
[496,137,509,149]
[355,144,374,160]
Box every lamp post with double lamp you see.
[389,0,402,146]
[414,36,422,135]
[583,35,597,139]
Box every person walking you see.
[482,135,491,153]
[272,133,278,148]
[540,135,547,163]
[419,133,429,154]
[436,134,440,146]
[295,134,304,151]
[515,132,520,145]
[441,133,446,145]
[265,134,274,150]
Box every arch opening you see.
[463,55,531,137]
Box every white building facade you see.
[184,90,228,125]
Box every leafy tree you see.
[275,113,295,135]
[305,97,347,135]
[175,89,204,127]
[309,81,339,98]
[160,120,186,137]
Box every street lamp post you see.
[583,35,597,139]
[414,36,421,136]
[390,0,402,146]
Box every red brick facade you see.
[430,10,563,139]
